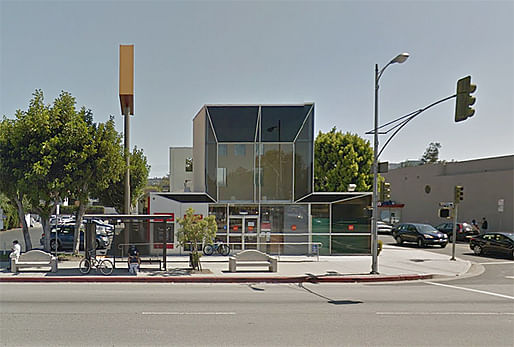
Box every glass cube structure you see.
[193,104,314,203]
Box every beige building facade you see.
[383,155,513,232]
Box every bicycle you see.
[79,250,114,275]
[202,241,230,256]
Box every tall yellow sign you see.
[119,45,134,115]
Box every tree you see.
[420,142,441,164]
[94,146,150,213]
[314,127,373,192]
[70,116,125,254]
[176,208,217,271]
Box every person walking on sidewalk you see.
[127,245,140,275]
[481,217,488,233]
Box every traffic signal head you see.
[439,208,452,219]
[383,182,391,201]
[454,185,464,203]
[455,76,476,122]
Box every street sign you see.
[498,199,504,213]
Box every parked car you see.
[469,232,514,259]
[435,222,479,242]
[392,223,448,248]
[40,225,110,251]
[377,221,393,234]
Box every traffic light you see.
[454,185,464,203]
[383,182,391,201]
[439,208,452,219]
[455,76,476,122]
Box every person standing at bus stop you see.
[127,245,140,275]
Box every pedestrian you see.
[471,219,480,233]
[9,240,21,270]
[127,245,140,275]
[481,217,488,232]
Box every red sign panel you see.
[291,225,297,231]
[348,224,354,231]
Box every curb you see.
[0,274,433,284]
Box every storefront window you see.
[331,198,371,234]
[208,205,228,244]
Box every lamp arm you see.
[374,94,457,159]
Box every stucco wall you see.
[383,155,513,232]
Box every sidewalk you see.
[0,245,473,283]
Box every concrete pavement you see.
[0,245,473,283]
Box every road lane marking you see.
[505,276,514,279]
[376,312,514,316]
[479,261,514,265]
[142,312,236,315]
[426,281,514,300]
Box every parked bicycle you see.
[79,250,114,275]
[203,241,230,256]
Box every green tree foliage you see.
[94,147,150,213]
[0,193,19,230]
[176,208,217,270]
[420,142,441,163]
[70,116,125,254]
[314,127,373,192]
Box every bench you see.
[11,250,57,273]
[113,257,162,271]
[228,250,277,272]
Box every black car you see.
[40,225,110,251]
[392,223,448,248]
[435,222,479,242]
[469,232,514,259]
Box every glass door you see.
[243,217,259,250]
[228,218,243,251]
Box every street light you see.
[371,52,409,274]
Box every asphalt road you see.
[1,278,513,347]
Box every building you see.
[383,155,513,232]
[145,104,372,256]
[169,147,193,192]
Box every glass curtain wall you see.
[218,144,255,201]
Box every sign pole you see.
[451,203,458,261]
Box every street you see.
[0,233,512,346]
[1,278,513,347]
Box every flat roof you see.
[295,192,371,203]
[155,192,216,203]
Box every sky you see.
[1,0,513,178]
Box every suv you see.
[435,222,479,242]
[392,223,448,248]
[40,225,110,251]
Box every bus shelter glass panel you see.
[259,144,293,201]
[228,218,243,251]
[218,144,255,201]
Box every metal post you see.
[124,109,131,215]
[371,64,379,274]
[124,108,131,253]
[451,204,458,261]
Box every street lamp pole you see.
[371,53,409,274]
